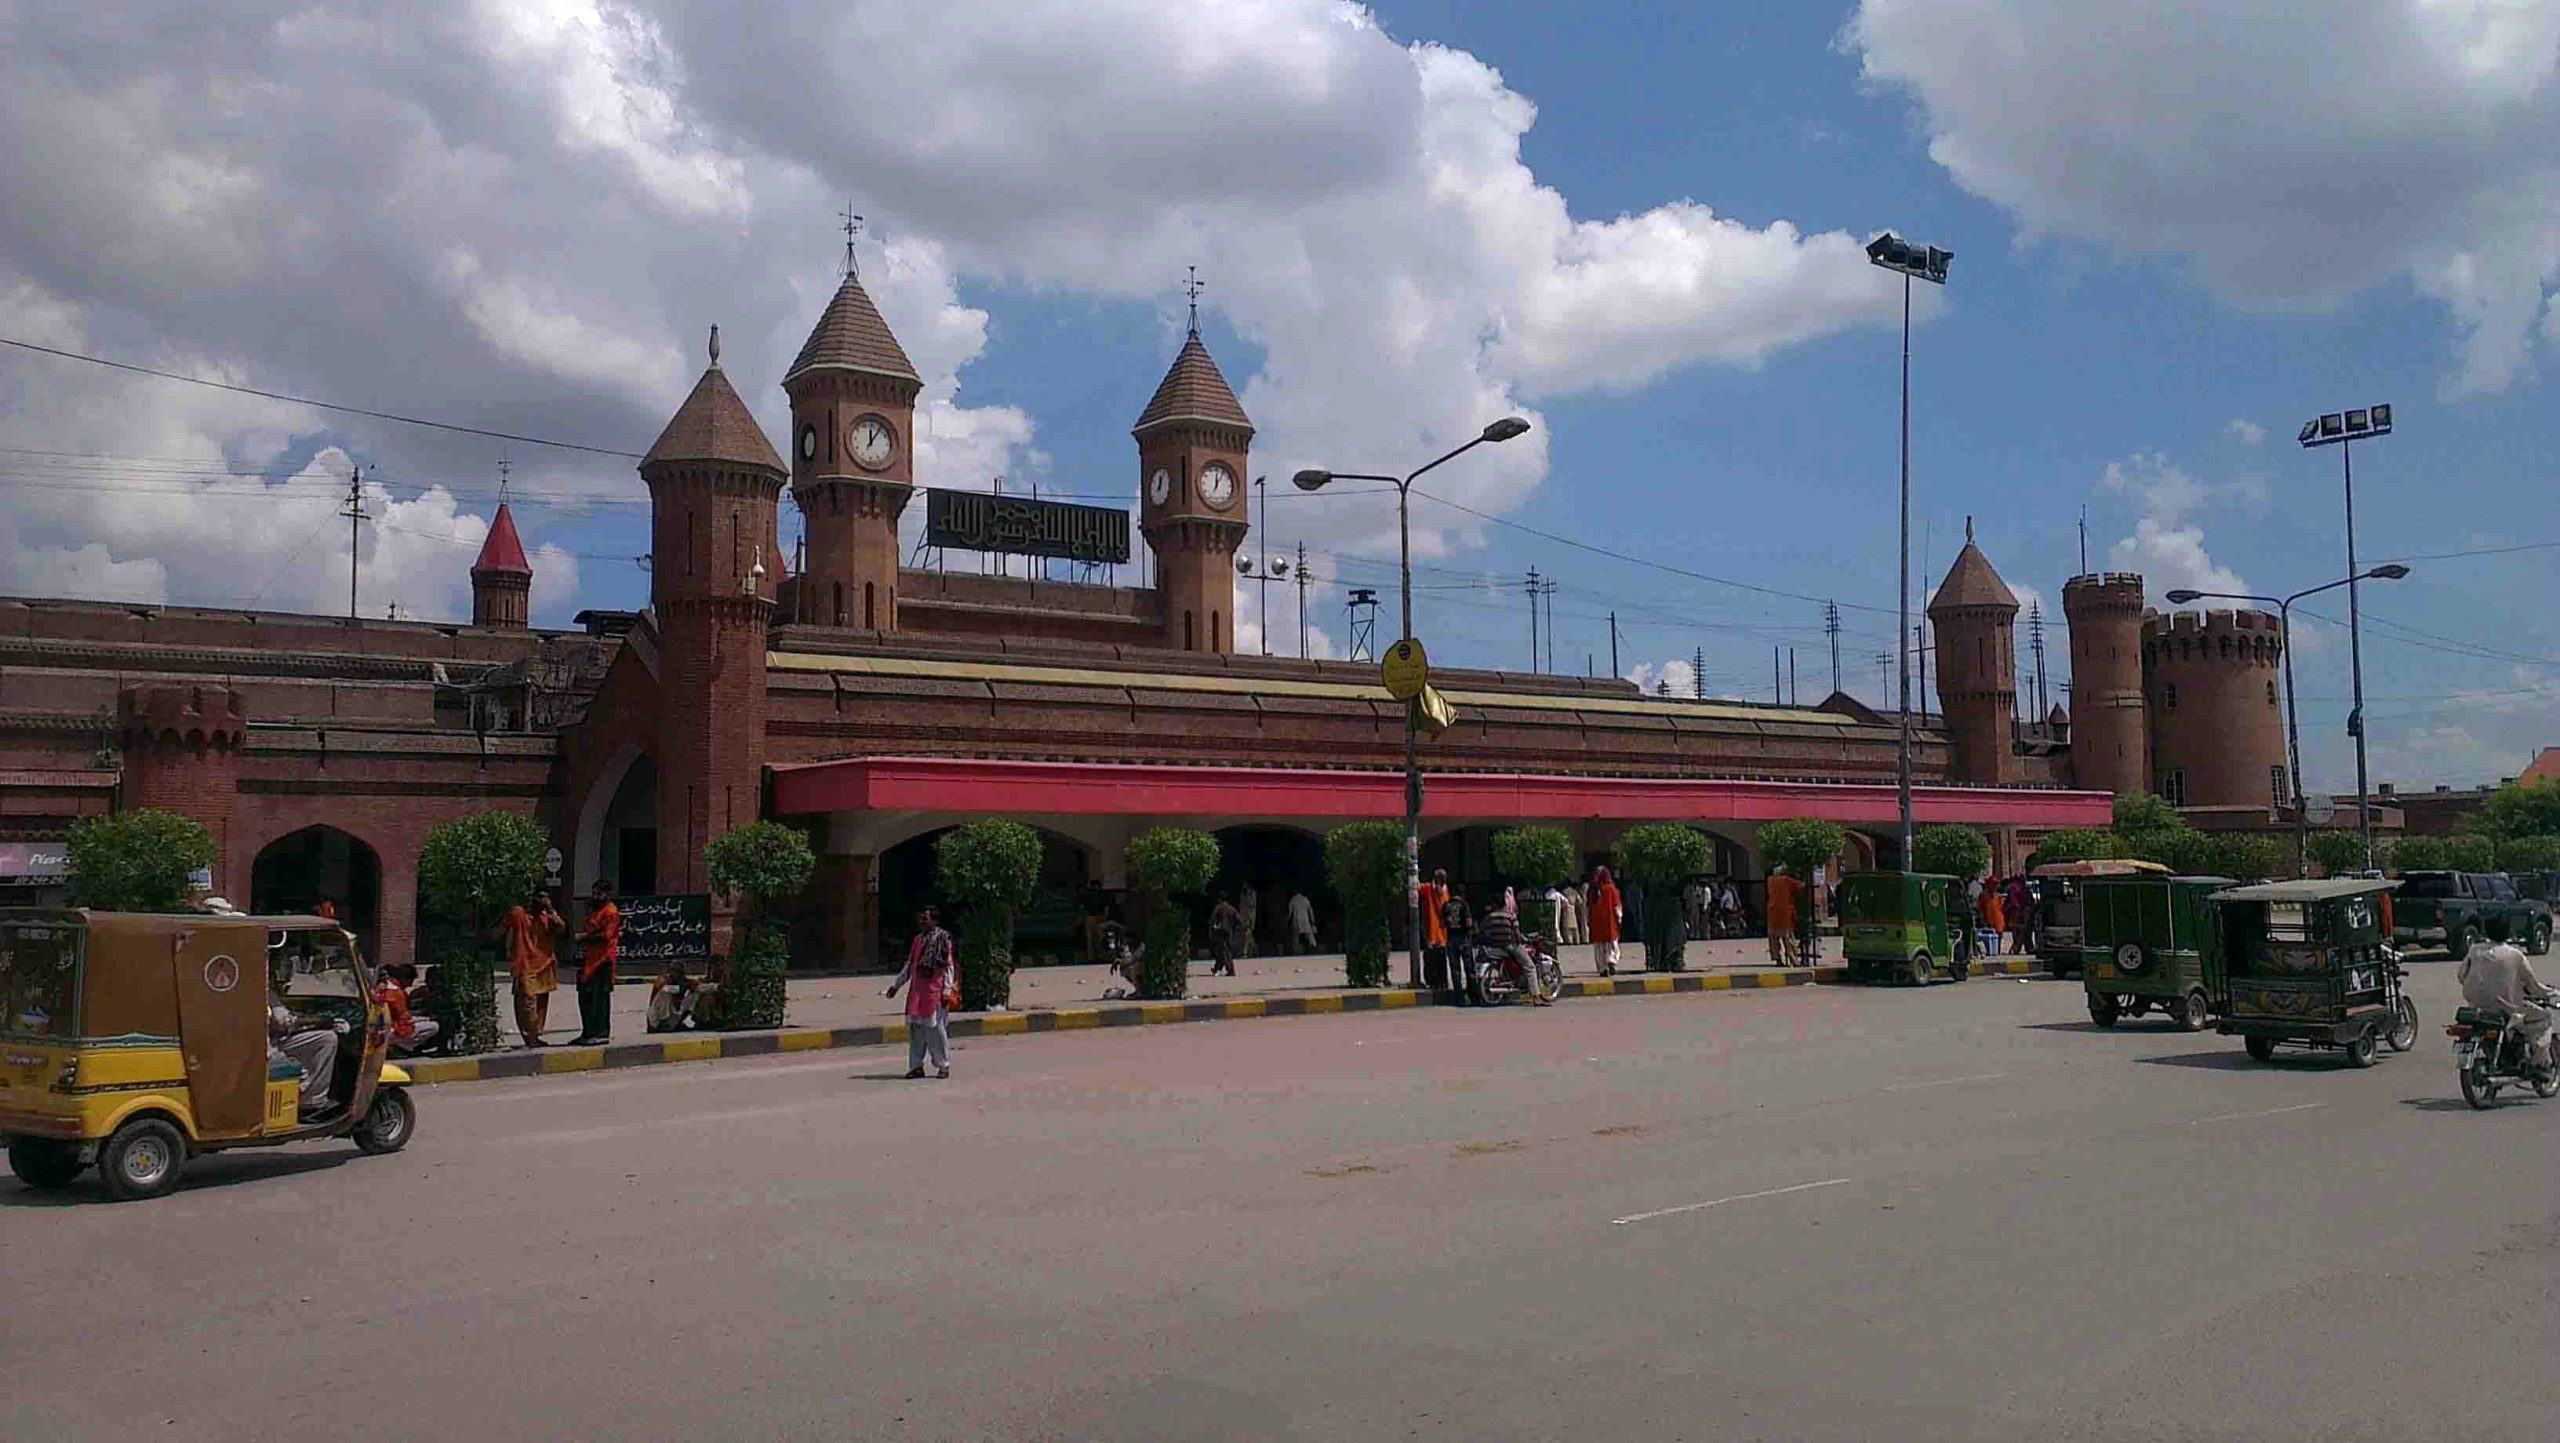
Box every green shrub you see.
[2304,829,2368,878]
[2441,834,2500,873]
[1911,825,1990,881]
[1490,825,1575,938]
[2025,827,2118,869]
[1756,818,1847,879]
[2495,834,2560,873]
[1324,820,1406,988]
[416,810,548,1054]
[1613,823,1713,970]
[935,819,1043,1011]
[2472,779,2560,841]
[1127,827,1220,999]
[706,820,816,1030]
[66,810,215,913]
[2386,835,2446,872]
[2192,832,2284,882]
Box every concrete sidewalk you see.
[405,938,2041,1085]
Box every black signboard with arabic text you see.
[925,488,1130,564]
[611,894,711,964]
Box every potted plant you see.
[1323,820,1406,988]
[934,819,1044,1011]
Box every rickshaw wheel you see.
[2342,1029,2378,1069]
[98,1117,186,1202]
[354,1086,416,1156]
[2087,993,2119,1029]
[1907,951,1932,987]
[2386,998,2419,1052]
[2243,1035,2276,1063]
[2176,989,2211,1032]
[7,1138,84,1190]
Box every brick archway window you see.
[864,582,876,630]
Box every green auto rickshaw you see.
[2078,874,2234,1031]
[1838,871,1969,986]
[2209,878,2417,1067]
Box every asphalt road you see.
[6,959,2554,1442]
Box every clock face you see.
[1147,468,1173,506]
[1198,463,1236,509]
[848,415,896,470]
[798,424,819,462]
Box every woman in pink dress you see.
[886,906,955,1079]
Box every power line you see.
[0,334,645,458]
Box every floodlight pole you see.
[2339,439,2376,871]
[1896,269,1913,870]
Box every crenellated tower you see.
[117,683,246,884]
[2062,572,2150,796]
[783,254,921,633]
[1926,526,2023,785]
[2143,607,2289,812]
[1134,317,1250,653]
[642,327,785,896]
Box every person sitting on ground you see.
[375,961,441,1055]
[647,962,698,1033]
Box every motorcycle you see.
[1463,933,1562,1007]
[2449,993,2560,1110]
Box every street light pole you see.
[1866,232,1949,869]
[1295,416,1531,988]
[2299,404,2393,871]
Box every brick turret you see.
[643,328,784,897]
[470,502,533,629]
[2143,608,2289,811]
[1926,529,2022,785]
[1135,327,1250,653]
[784,269,920,632]
[2062,572,2149,796]
[117,683,246,878]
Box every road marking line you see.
[1883,1072,2010,1092]
[2190,1102,2326,1126]
[1613,1177,1851,1226]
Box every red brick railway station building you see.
[2,268,2295,968]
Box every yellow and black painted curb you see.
[402,957,2044,1086]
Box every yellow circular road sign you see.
[1381,638,1430,700]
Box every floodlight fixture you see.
[1866,231,1951,284]
[2301,403,2392,448]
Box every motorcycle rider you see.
[1474,893,1549,1005]
[2460,938,2555,1075]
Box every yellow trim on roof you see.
[766,650,1856,727]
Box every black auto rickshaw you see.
[2078,873,2232,1030]
[2207,879,2417,1067]
[2031,858,2169,977]
[1838,871,1968,985]
[1,909,417,1200]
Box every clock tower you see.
[784,256,921,633]
[1135,324,1251,653]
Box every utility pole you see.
[1538,574,1558,673]
[1875,649,1893,699]
[1915,621,1930,722]
[1608,611,1620,678]
[340,463,369,620]
[1692,645,1706,701]
[2028,600,2049,722]
[1523,567,1541,673]
[1824,601,1842,696]
[1772,646,1782,704]
[1789,648,1797,706]
[1294,541,1309,659]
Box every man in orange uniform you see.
[1766,865,1805,967]
[498,892,564,1047]
[1421,869,1453,990]
[571,881,622,1046]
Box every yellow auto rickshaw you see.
[0,908,416,1201]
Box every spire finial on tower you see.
[1965,514,1975,544]
[496,453,512,502]
[708,323,722,369]
[840,201,865,280]
[1183,265,1205,335]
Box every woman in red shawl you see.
[1589,867,1623,976]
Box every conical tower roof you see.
[471,502,532,576]
[785,272,919,384]
[1133,330,1252,435]
[1929,539,2018,613]
[644,358,784,472]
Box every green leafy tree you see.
[2025,828,2118,869]
[416,810,548,1054]
[2495,834,2560,874]
[1756,818,1848,879]
[1489,826,1576,938]
[1613,823,1714,970]
[704,820,817,1029]
[2192,832,2284,882]
[2442,834,2500,873]
[65,810,215,913]
[1126,827,1220,999]
[1911,825,1991,881]
[2111,793,2200,868]
[2471,779,2560,841]
[1324,821,1406,989]
[2386,835,2447,872]
[2304,830,2368,878]
[934,819,1043,1011]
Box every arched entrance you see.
[876,825,1099,965]
[1210,824,1328,956]
[576,750,658,898]
[252,826,382,961]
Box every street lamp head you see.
[2164,589,2204,604]
[1866,231,1951,284]
[2369,563,2410,581]
[1291,469,1332,492]
[1480,416,1532,443]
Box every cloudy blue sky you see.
[0,1,2553,791]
